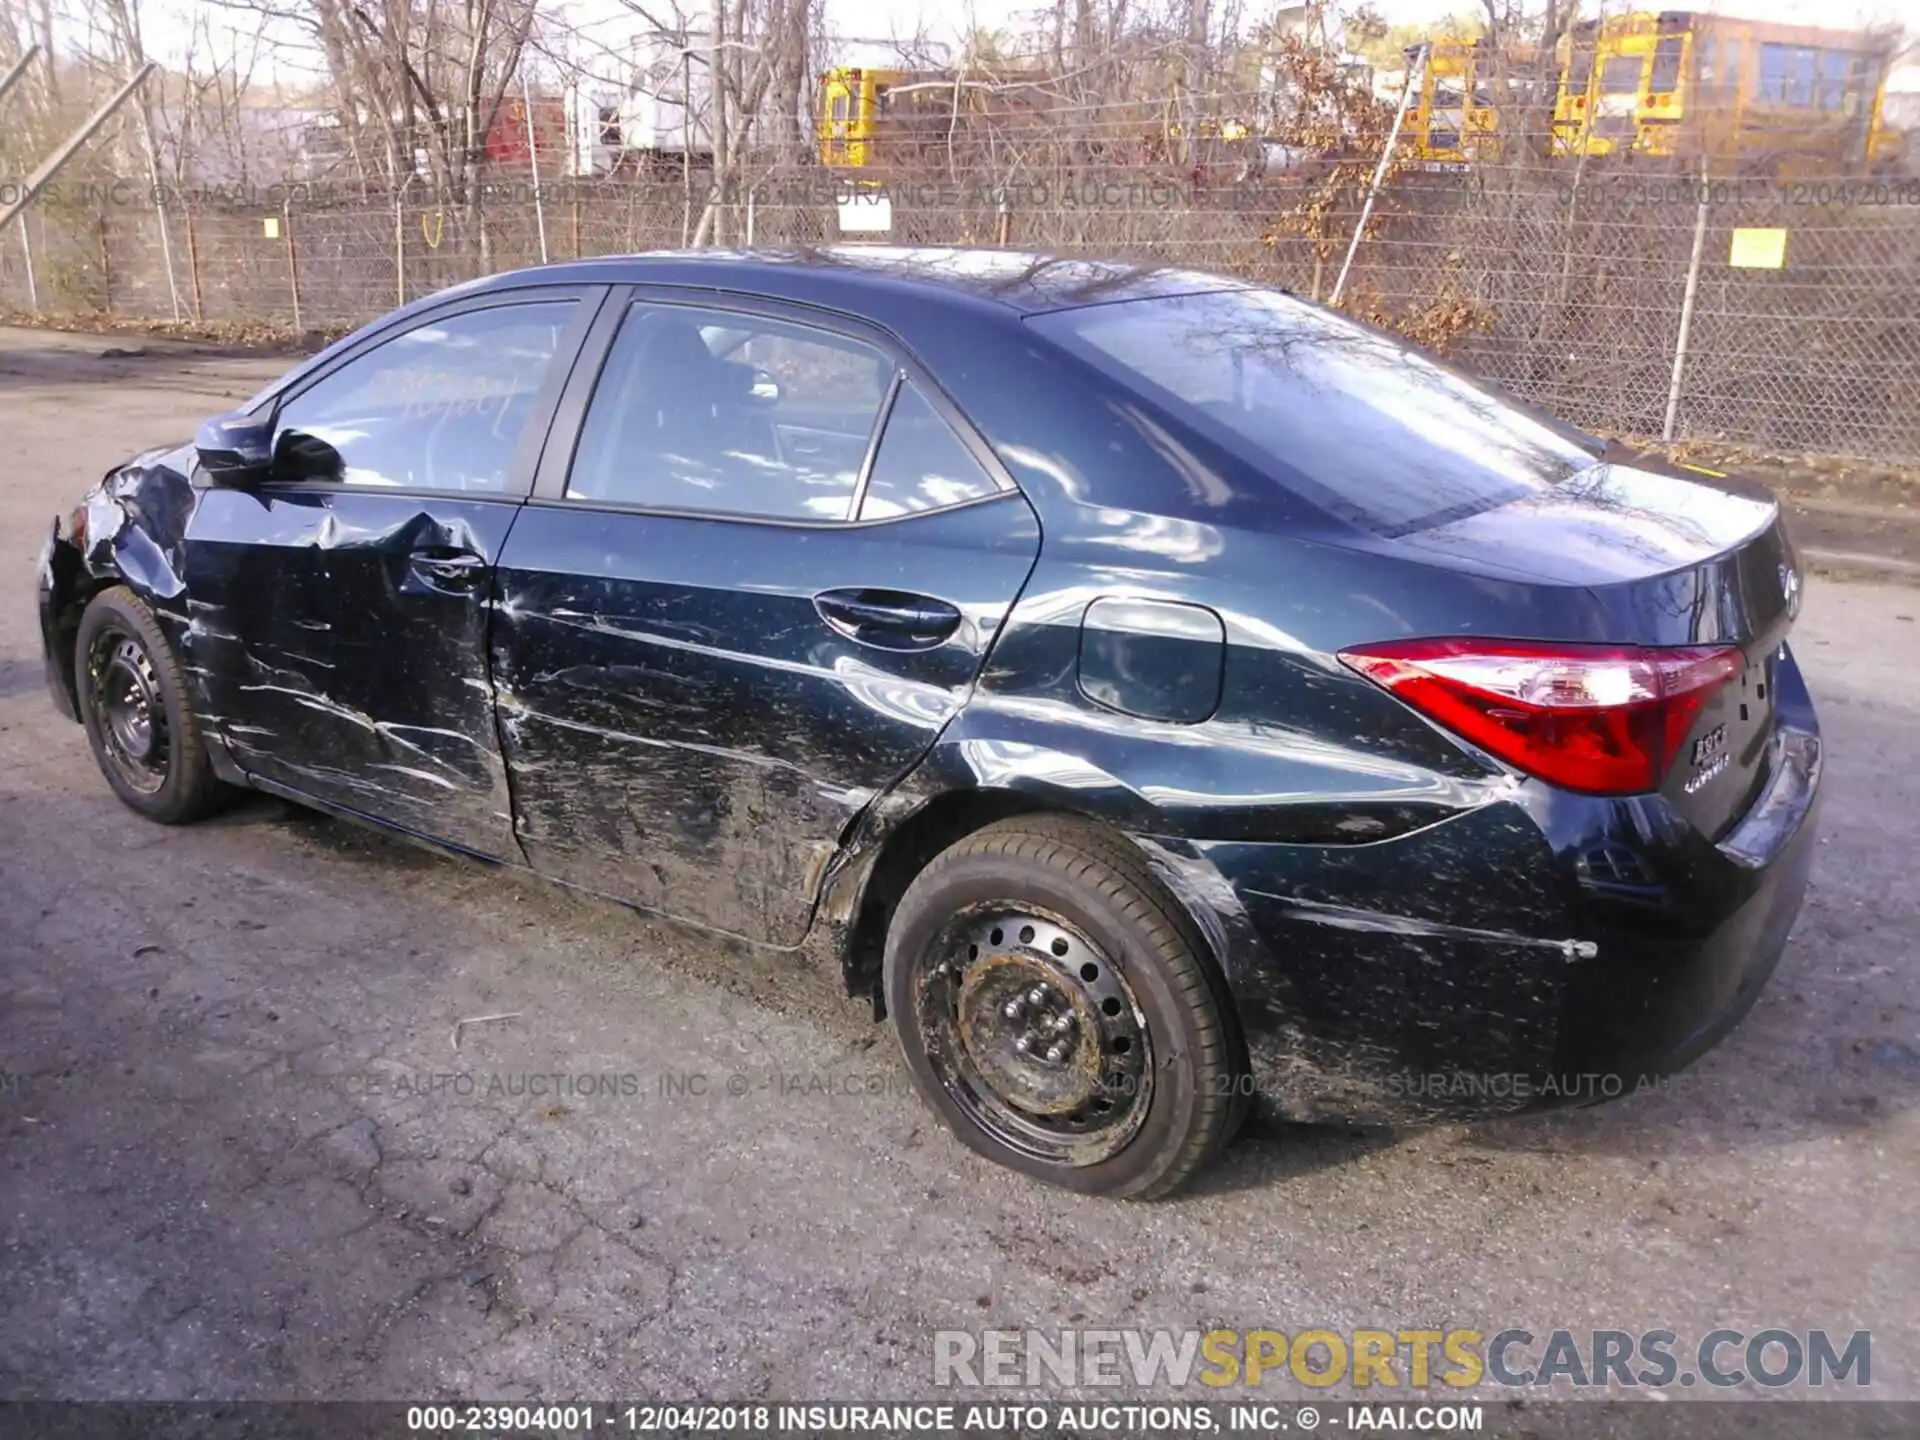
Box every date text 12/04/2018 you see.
[404,1402,1486,1434]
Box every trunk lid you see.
[1392,462,1801,839]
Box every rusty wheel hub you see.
[956,953,1102,1116]
[916,908,1153,1165]
[91,629,170,795]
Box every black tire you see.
[884,814,1243,1199]
[75,585,231,825]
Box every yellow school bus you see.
[1551,12,1898,172]
[1405,41,1503,165]
[818,66,1055,170]
[1397,39,1554,166]
[819,67,894,169]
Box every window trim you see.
[240,284,607,503]
[852,374,1009,522]
[844,368,904,519]
[529,284,1019,529]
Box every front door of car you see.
[490,291,1041,945]
[182,288,599,857]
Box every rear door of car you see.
[490,285,1041,945]
[183,285,604,857]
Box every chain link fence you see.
[2,160,1917,462]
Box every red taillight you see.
[1337,638,1744,796]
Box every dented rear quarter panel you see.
[805,295,1822,1125]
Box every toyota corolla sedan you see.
[37,248,1821,1198]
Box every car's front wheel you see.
[76,586,230,824]
[885,815,1242,1199]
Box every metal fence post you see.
[1663,169,1712,442]
[394,183,407,308]
[284,197,302,331]
[183,208,205,322]
[97,211,112,313]
[17,213,37,310]
[522,64,550,265]
[1331,43,1424,308]
[153,197,184,323]
[0,62,157,233]
[0,45,42,109]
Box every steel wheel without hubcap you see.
[915,905,1153,1166]
[75,586,230,825]
[88,627,170,797]
[886,815,1241,1198]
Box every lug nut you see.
[1051,1014,1073,1034]
[1002,998,1024,1019]
[1026,985,1049,1006]
[1014,1035,1032,1054]
[1045,1043,1067,1063]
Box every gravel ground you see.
[1,330,1916,1409]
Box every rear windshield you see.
[1029,288,1602,536]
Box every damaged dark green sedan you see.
[40,249,1821,1197]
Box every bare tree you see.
[608,0,812,242]
[192,0,540,263]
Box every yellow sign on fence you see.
[1729,228,1787,269]
[262,216,281,240]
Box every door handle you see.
[814,588,962,651]
[408,549,487,592]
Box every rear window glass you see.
[1602,55,1646,94]
[1029,289,1600,536]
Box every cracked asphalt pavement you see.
[2,330,1917,1403]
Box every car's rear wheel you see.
[76,586,230,824]
[884,814,1241,1199]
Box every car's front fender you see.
[39,449,202,722]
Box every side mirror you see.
[194,413,275,486]
[272,427,344,483]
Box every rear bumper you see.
[1546,724,1819,1094]
[1145,706,1823,1127]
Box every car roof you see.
[249,247,1258,418]
[468,246,1251,318]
